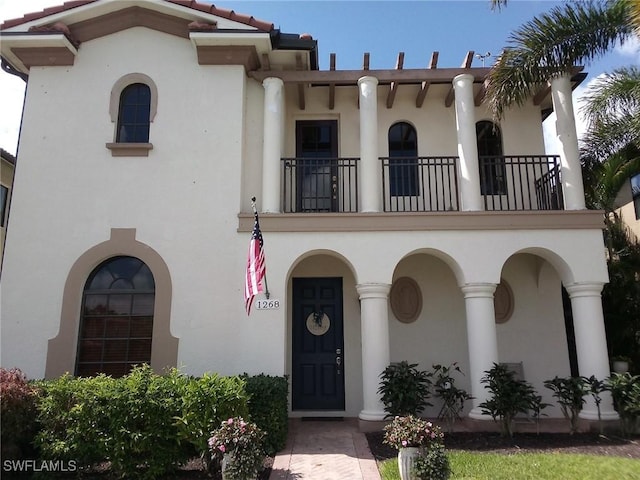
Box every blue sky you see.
[1,0,638,156]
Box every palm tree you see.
[486,0,636,120]
[487,0,640,368]
[581,66,640,160]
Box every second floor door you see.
[296,120,338,212]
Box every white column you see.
[358,76,382,213]
[551,74,586,210]
[566,282,618,420]
[261,77,284,213]
[357,282,391,421]
[462,283,499,419]
[453,73,483,211]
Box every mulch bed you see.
[365,430,640,461]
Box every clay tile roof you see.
[165,1,274,31]
[0,148,17,165]
[1,1,274,32]
[1,1,96,30]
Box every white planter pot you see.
[398,447,421,480]
[613,361,629,373]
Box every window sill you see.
[106,143,153,157]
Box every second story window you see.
[117,83,151,143]
[389,122,418,196]
[632,174,640,220]
[477,121,506,195]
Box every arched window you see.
[75,256,155,377]
[388,122,418,196]
[476,121,506,195]
[116,83,151,143]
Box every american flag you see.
[244,209,266,315]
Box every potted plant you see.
[208,417,265,480]
[378,361,433,417]
[383,415,448,480]
[612,356,631,374]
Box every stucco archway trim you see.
[45,228,178,378]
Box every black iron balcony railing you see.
[282,158,359,213]
[479,155,563,211]
[381,156,460,212]
[280,155,564,213]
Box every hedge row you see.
[0,365,288,479]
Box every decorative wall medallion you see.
[494,279,514,324]
[306,312,330,336]
[390,277,422,324]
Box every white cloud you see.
[615,36,640,62]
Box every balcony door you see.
[296,120,338,212]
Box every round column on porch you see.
[453,73,483,212]
[566,282,618,420]
[358,76,382,213]
[261,77,284,213]
[357,282,391,421]
[462,283,499,419]
[550,74,586,210]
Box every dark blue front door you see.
[292,277,345,410]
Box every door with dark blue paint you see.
[292,277,344,410]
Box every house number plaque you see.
[255,299,281,310]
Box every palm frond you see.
[580,66,640,158]
[490,0,508,12]
[486,0,633,120]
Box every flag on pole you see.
[244,207,266,315]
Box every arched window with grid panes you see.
[75,256,155,377]
[116,83,151,143]
[476,120,506,195]
[388,122,418,196]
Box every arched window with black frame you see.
[476,121,506,195]
[388,122,418,196]
[75,256,155,377]
[116,83,151,143]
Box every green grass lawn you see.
[379,451,640,480]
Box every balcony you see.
[281,155,563,213]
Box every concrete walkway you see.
[269,418,381,480]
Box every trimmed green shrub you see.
[35,373,116,467]
[0,368,40,461]
[106,366,191,479]
[174,372,249,467]
[244,374,289,455]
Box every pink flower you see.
[218,445,226,453]
[401,440,407,447]
[227,418,234,425]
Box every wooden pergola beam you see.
[249,66,490,84]
[474,80,487,106]
[416,51,438,108]
[329,53,336,110]
[296,53,305,110]
[444,50,474,107]
[386,52,404,108]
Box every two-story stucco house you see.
[0,0,618,427]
